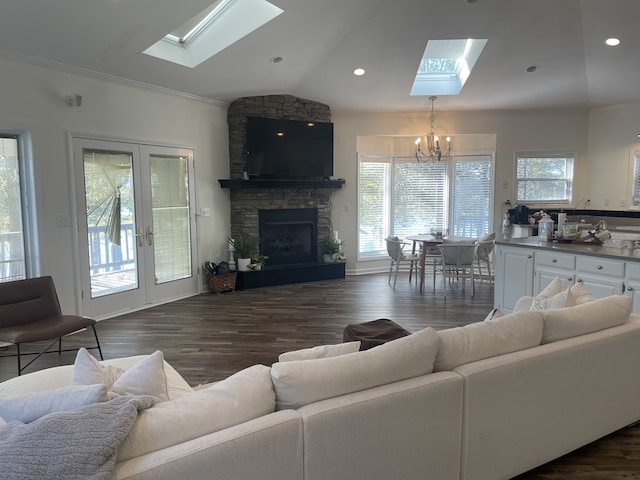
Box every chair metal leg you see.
[16,343,21,376]
[58,337,62,354]
[392,260,400,289]
[91,324,103,360]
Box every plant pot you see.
[237,258,252,271]
[323,254,336,263]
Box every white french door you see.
[73,138,198,318]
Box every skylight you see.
[410,39,487,96]
[143,0,283,68]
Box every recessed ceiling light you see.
[269,56,284,64]
[353,68,365,76]
[526,65,537,73]
[605,37,621,46]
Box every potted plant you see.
[229,233,258,271]
[320,236,344,263]
[251,254,268,270]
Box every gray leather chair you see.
[0,276,102,375]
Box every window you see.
[0,134,34,282]
[358,154,493,258]
[516,153,574,204]
[630,150,640,208]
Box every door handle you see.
[136,226,144,247]
[147,226,154,246]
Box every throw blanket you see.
[0,395,156,480]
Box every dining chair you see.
[474,233,495,283]
[411,238,441,292]
[385,237,421,289]
[438,243,476,297]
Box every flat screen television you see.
[246,116,334,178]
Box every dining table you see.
[405,234,443,293]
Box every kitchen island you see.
[494,237,640,313]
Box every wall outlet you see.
[604,198,610,207]
[620,199,626,207]
[55,214,71,228]
[200,207,211,217]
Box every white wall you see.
[587,101,640,210]
[331,109,590,274]
[0,57,231,313]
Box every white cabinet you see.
[533,251,575,294]
[496,243,638,313]
[624,262,640,312]
[494,245,534,311]
[575,256,625,298]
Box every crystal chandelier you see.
[415,96,451,162]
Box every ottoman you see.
[343,319,411,350]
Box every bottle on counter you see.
[538,214,554,242]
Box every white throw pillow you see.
[530,288,576,311]
[73,349,170,401]
[0,417,5,427]
[541,295,632,344]
[0,354,193,400]
[271,327,438,410]
[537,276,566,298]
[72,348,125,388]
[434,311,544,372]
[278,341,361,362]
[116,364,275,462]
[569,282,597,304]
[0,384,108,423]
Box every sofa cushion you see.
[270,327,438,410]
[0,354,193,401]
[116,364,276,462]
[278,341,361,362]
[73,349,170,402]
[0,384,108,423]
[434,311,544,371]
[541,295,632,343]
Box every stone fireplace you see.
[221,95,345,289]
[226,95,337,263]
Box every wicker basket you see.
[207,273,237,294]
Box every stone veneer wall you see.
[227,95,336,257]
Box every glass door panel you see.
[149,153,192,284]
[82,149,138,297]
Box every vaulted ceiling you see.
[0,0,637,112]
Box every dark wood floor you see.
[1,273,639,479]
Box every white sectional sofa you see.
[0,284,638,480]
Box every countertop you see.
[496,236,640,262]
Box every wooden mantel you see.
[218,179,345,189]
